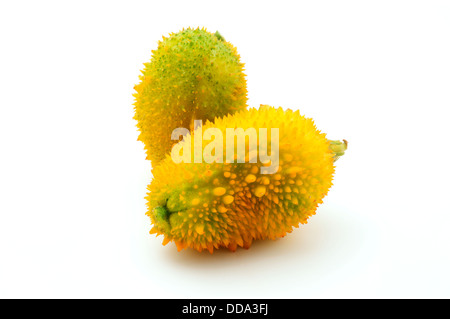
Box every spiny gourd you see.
[146,105,347,253]
[133,27,248,165]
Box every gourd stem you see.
[329,139,348,162]
[214,31,225,41]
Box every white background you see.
[1,1,449,298]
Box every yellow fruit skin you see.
[133,27,248,165]
[147,106,337,253]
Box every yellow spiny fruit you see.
[147,105,347,253]
[133,27,247,165]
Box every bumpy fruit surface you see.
[147,105,347,253]
[133,27,247,165]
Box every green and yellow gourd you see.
[133,27,248,165]
[147,105,347,253]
